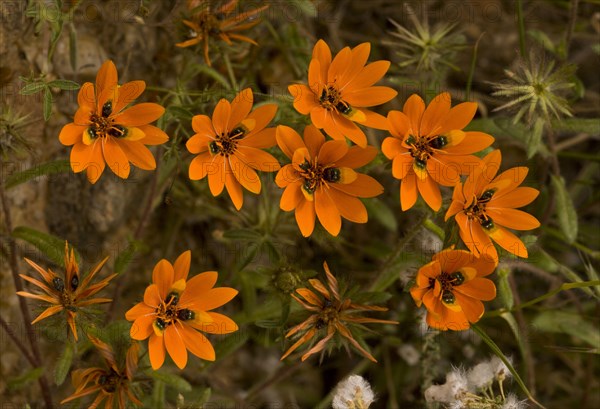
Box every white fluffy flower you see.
[332,375,375,409]
[398,344,420,366]
[490,356,512,380]
[466,361,494,391]
[424,369,468,403]
[502,393,528,409]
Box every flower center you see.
[429,271,465,304]
[405,134,448,168]
[298,160,341,194]
[154,291,195,330]
[209,125,248,157]
[465,189,496,230]
[315,299,339,329]
[52,276,78,309]
[98,369,124,393]
[88,101,128,140]
[319,85,352,115]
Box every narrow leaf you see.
[48,79,80,91]
[7,367,44,391]
[5,160,71,189]
[113,242,138,275]
[19,82,46,95]
[145,369,192,392]
[54,342,74,385]
[551,175,578,244]
[497,267,514,309]
[364,198,397,232]
[533,310,600,350]
[527,118,544,158]
[43,88,53,121]
[12,226,80,267]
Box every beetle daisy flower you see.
[176,0,269,66]
[125,251,238,370]
[186,88,280,210]
[61,336,141,408]
[288,39,397,147]
[58,60,168,184]
[16,242,114,341]
[281,262,398,362]
[275,125,383,237]
[410,248,497,331]
[382,92,494,211]
[445,150,540,262]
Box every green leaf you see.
[43,88,53,121]
[364,198,397,232]
[166,106,194,122]
[528,29,556,53]
[12,226,80,267]
[145,369,192,392]
[234,241,260,272]
[214,331,250,360]
[527,118,545,158]
[113,241,138,275]
[7,367,44,391]
[472,324,546,409]
[551,118,600,134]
[5,160,71,189]
[551,175,578,244]
[19,82,46,95]
[223,228,263,241]
[54,342,74,385]
[47,79,80,91]
[533,310,600,350]
[497,267,514,309]
[150,380,165,408]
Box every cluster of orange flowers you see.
[15,30,543,406]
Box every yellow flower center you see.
[405,134,448,169]
[298,159,341,194]
[319,85,352,115]
[465,189,496,230]
[88,101,128,140]
[209,125,248,157]
[154,291,194,331]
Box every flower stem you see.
[516,0,527,60]
[0,173,55,409]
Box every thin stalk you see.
[0,315,36,366]
[516,0,527,60]
[222,51,238,90]
[0,174,55,408]
[564,0,580,59]
[466,33,485,101]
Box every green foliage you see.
[12,226,80,267]
[551,175,579,244]
[54,341,74,385]
[19,75,80,121]
[5,160,71,189]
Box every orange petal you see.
[328,46,352,83]
[329,173,382,198]
[225,168,244,210]
[318,140,348,164]
[337,42,370,89]
[229,154,261,194]
[59,123,86,146]
[200,312,239,334]
[344,60,390,92]
[148,334,166,370]
[102,137,130,179]
[137,124,169,145]
[165,325,188,369]
[387,110,411,139]
[115,103,165,126]
[417,174,442,211]
[303,125,325,158]
[191,114,215,135]
[453,291,485,323]
[228,88,253,129]
[189,151,213,180]
[315,187,342,236]
[173,250,191,282]
[403,94,425,135]
[488,187,539,209]
[179,323,216,361]
[186,133,213,154]
[343,86,397,107]
[189,287,238,311]
[212,99,232,136]
[113,80,146,114]
[95,60,118,105]
[485,208,540,231]
[152,260,174,299]
[236,146,280,172]
[246,104,277,134]
[328,187,368,223]
[240,127,277,149]
[427,155,461,187]
[312,39,332,80]
[77,82,95,110]
[328,114,367,147]
[433,249,472,275]
[207,155,226,196]
[295,197,316,237]
[439,101,477,133]
[307,58,324,93]
[488,225,528,258]
[125,302,155,321]
[296,288,323,307]
[444,131,495,155]
[420,92,452,137]
[455,278,496,301]
[115,139,156,170]
[289,84,319,115]
[280,182,303,211]
[276,125,305,159]
[179,271,218,307]
[31,305,63,324]
[130,314,155,340]
[335,145,378,168]
[392,152,414,180]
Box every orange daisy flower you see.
[186,88,280,210]
[61,335,141,408]
[445,150,540,262]
[275,124,383,237]
[16,242,114,341]
[410,248,497,331]
[58,60,168,184]
[125,250,238,370]
[288,39,397,147]
[176,0,268,66]
[381,92,495,211]
[281,261,398,362]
